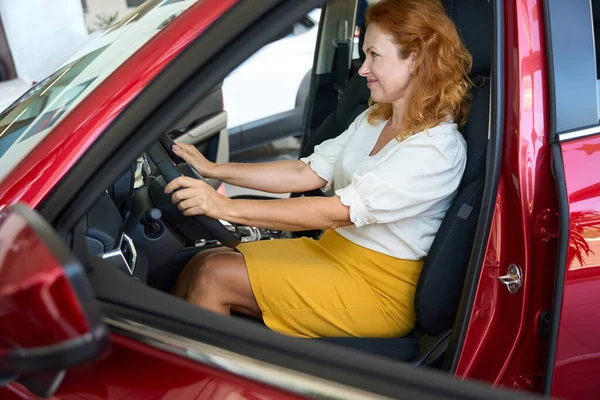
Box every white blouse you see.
[301,108,467,260]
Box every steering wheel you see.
[146,134,241,248]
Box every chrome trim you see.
[104,317,391,400]
[134,157,145,189]
[122,234,137,273]
[239,225,262,243]
[558,126,600,142]
[496,264,523,294]
[101,233,137,275]
[141,153,152,176]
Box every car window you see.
[0,0,199,182]
[223,8,321,131]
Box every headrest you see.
[442,0,492,77]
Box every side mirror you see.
[0,204,110,396]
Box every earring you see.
[410,67,415,75]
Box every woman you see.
[166,0,472,338]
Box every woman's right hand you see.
[172,142,217,178]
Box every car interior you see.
[71,0,493,372]
[226,14,316,156]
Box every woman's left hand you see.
[164,176,230,218]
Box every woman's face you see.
[359,23,415,105]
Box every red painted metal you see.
[3,0,598,398]
[454,0,555,393]
[3,334,307,400]
[0,0,236,211]
[551,134,600,399]
[0,208,88,349]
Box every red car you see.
[0,0,597,398]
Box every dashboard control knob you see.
[141,208,163,238]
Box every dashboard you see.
[77,156,185,284]
[77,154,288,285]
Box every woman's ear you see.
[410,51,418,68]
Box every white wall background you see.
[0,0,88,83]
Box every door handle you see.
[497,264,523,294]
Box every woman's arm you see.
[164,176,352,231]
[224,196,352,231]
[173,143,326,194]
[209,159,327,194]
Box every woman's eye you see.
[371,52,379,58]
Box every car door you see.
[543,1,600,399]
[0,204,533,400]
[436,0,562,393]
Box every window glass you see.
[0,0,199,181]
[222,8,321,130]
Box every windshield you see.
[0,0,199,182]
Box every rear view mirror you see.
[0,204,109,395]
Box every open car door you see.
[544,0,600,399]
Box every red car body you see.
[0,0,597,399]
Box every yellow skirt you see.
[237,230,424,338]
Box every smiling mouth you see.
[367,79,378,87]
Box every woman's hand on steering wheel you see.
[165,176,230,218]
[172,142,217,178]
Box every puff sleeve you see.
[300,111,367,191]
[335,133,467,228]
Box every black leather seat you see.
[299,12,370,160]
[318,0,492,364]
[299,71,371,159]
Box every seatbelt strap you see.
[334,42,350,97]
[333,20,350,98]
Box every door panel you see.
[552,135,600,399]
[229,108,303,155]
[171,84,229,187]
[171,84,223,135]
[5,334,307,400]
[175,111,227,144]
[454,0,555,392]
[543,0,600,398]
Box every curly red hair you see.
[365,0,473,139]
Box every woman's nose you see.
[358,62,369,77]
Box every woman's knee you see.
[185,252,258,312]
[172,249,223,297]
[190,247,231,265]
[187,253,230,298]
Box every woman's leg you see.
[171,247,235,298]
[184,252,261,318]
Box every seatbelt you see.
[333,20,351,97]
